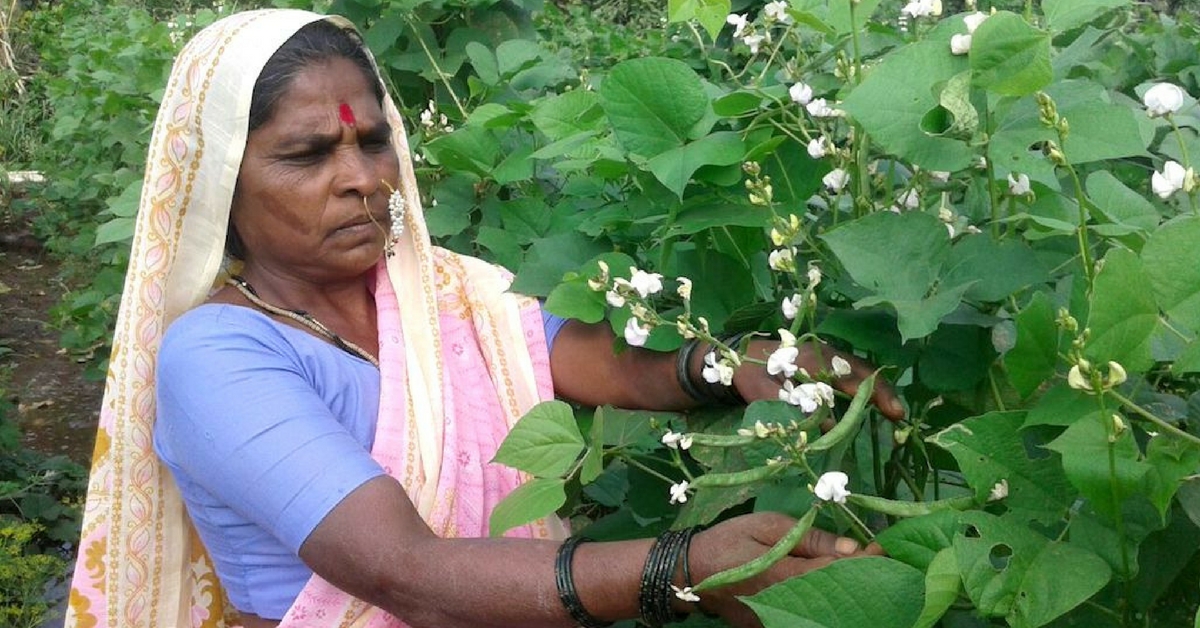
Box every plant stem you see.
[1168,115,1198,214]
[406,15,467,118]
[621,454,680,485]
[1108,389,1200,446]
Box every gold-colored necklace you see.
[226,275,379,367]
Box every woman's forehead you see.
[267,58,383,125]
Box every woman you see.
[66,9,903,628]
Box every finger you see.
[792,528,865,558]
[861,541,886,556]
[830,355,906,423]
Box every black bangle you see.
[638,527,702,627]
[675,339,708,403]
[556,536,613,628]
[703,332,750,405]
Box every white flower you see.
[672,585,700,603]
[778,328,797,348]
[1106,361,1127,387]
[629,268,664,297]
[1067,364,1092,391]
[988,479,1009,502]
[950,33,972,55]
[702,351,735,386]
[782,294,802,320]
[624,318,650,347]
[902,0,941,19]
[1144,82,1187,117]
[662,431,694,450]
[1007,173,1031,196]
[929,170,952,183]
[963,11,989,33]
[823,168,850,193]
[831,356,852,377]
[764,0,792,23]
[676,277,693,301]
[670,481,690,504]
[892,188,920,212]
[779,381,834,412]
[743,33,768,54]
[726,13,749,38]
[807,136,831,159]
[807,265,822,288]
[1152,160,1190,199]
[789,81,814,105]
[767,346,800,378]
[806,98,841,118]
[768,247,796,271]
[606,290,626,308]
[813,471,851,503]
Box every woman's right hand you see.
[685,512,882,628]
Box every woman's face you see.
[230,56,399,283]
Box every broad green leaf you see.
[743,557,925,628]
[876,510,963,570]
[1142,216,1200,332]
[488,477,566,537]
[509,233,609,297]
[1144,435,1200,521]
[600,57,708,158]
[970,12,1052,97]
[1045,412,1150,523]
[842,37,976,171]
[1085,171,1160,234]
[662,202,773,236]
[492,145,535,184]
[1043,0,1131,33]
[713,90,763,117]
[1005,292,1061,399]
[494,39,542,78]
[922,71,979,140]
[465,41,499,85]
[529,90,604,141]
[1084,248,1158,371]
[822,211,950,300]
[1022,383,1094,428]
[1069,503,1150,580]
[928,412,1074,524]
[423,126,500,176]
[580,403,606,484]
[667,0,731,40]
[856,281,973,343]
[917,324,997,392]
[646,132,745,198]
[492,400,586,477]
[544,253,636,323]
[825,0,885,35]
[944,234,1048,303]
[914,548,962,628]
[1130,509,1200,612]
[94,217,135,246]
[954,511,1111,627]
[1174,340,1200,375]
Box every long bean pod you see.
[690,463,787,488]
[845,493,976,517]
[807,373,877,453]
[692,506,818,592]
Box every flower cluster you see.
[950,11,990,56]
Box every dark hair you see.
[228,20,384,259]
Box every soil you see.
[1,211,103,467]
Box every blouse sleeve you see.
[154,307,386,553]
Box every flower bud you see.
[1106,361,1127,388]
[1067,364,1092,392]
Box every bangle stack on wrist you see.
[675,334,749,406]
[555,536,612,628]
[638,527,702,627]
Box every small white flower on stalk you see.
[1143,83,1187,117]
[1008,173,1031,196]
[807,265,822,288]
[779,381,834,413]
[624,318,651,347]
[806,98,842,118]
[823,168,850,193]
[726,13,749,38]
[963,11,989,33]
[676,277,693,301]
[1106,361,1127,387]
[606,290,626,308]
[831,355,852,377]
[672,585,700,603]
[988,479,1009,502]
[769,247,797,272]
[901,0,941,19]
[782,294,803,320]
[676,316,696,339]
[629,268,664,297]
[1067,364,1092,391]
[670,481,690,504]
[813,471,851,504]
[779,328,797,348]
[662,431,694,450]
[929,170,952,183]
[702,352,735,386]
[767,346,800,378]
[789,81,814,105]
[807,136,831,159]
[891,188,920,212]
[1152,160,1193,199]
[764,0,793,23]
[743,33,768,54]
[950,33,972,56]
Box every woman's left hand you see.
[731,338,906,422]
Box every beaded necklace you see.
[226,275,379,367]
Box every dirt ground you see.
[1,213,103,466]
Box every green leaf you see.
[1084,248,1158,371]
[667,0,731,40]
[928,412,1074,525]
[580,405,606,484]
[1142,216,1200,333]
[543,253,636,323]
[825,0,885,35]
[465,41,499,85]
[423,126,500,176]
[923,71,979,140]
[914,548,962,628]
[600,57,708,158]
[1005,292,1061,399]
[743,557,925,628]
[646,132,745,198]
[1022,383,1094,428]
[530,90,604,141]
[823,211,950,300]
[1174,340,1200,375]
[841,37,976,171]
[1045,412,1150,523]
[970,12,1052,97]
[1042,0,1131,33]
[94,217,135,246]
[945,234,1048,303]
[492,400,586,477]
[954,511,1111,627]
[1085,171,1160,235]
[488,477,567,537]
[876,510,963,570]
[509,233,609,297]
[1144,435,1200,521]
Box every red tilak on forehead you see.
[338,102,356,127]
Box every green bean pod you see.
[687,432,759,447]
[693,506,818,592]
[845,493,976,517]
[806,373,876,453]
[690,463,787,489]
